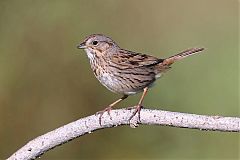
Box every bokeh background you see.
[0,0,239,159]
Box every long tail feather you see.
[163,48,204,66]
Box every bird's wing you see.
[110,49,164,69]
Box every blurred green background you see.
[0,0,239,159]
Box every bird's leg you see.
[97,95,128,125]
[128,87,148,122]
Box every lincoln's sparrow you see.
[77,34,204,125]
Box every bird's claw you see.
[128,105,143,122]
[96,106,112,126]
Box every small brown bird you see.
[77,34,204,125]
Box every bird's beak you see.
[77,42,86,49]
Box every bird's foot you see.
[128,105,143,123]
[96,106,112,126]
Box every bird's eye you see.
[92,41,98,45]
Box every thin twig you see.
[7,108,240,160]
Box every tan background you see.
[0,0,239,159]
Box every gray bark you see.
[7,108,240,160]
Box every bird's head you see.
[77,34,119,60]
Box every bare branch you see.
[7,108,240,160]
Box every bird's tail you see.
[162,48,204,66]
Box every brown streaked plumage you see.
[77,34,204,125]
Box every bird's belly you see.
[95,71,155,95]
[96,72,132,94]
